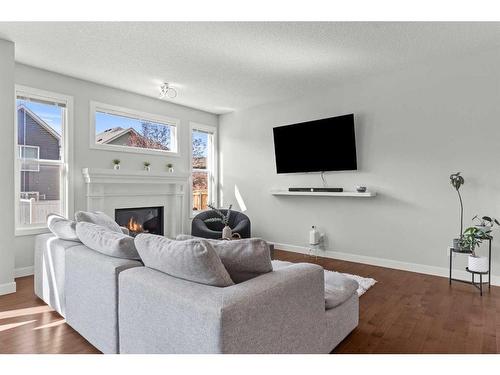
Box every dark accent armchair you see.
[191,209,251,239]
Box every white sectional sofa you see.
[34,217,359,354]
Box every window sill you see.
[15,226,50,237]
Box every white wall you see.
[0,39,16,294]
[13,64,218,271]
[219,49,500,279]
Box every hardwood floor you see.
[274,250,500,354]
[1,250,499,354]
[0,276,99,354]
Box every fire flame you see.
[127,217,144,233]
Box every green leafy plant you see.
[472,215,500,228]
[204,204,233,226]
[450,172,465,237]
[112,159,121,165]
[143,162,151,167]
[462,226,491,257]
[167,163,173,168]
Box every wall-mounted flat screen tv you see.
[273,114,357,173]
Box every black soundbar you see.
[288,187,343,192]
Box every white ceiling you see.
[0,22,499,114]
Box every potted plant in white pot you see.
[143,161,151,171]
[472,215,500,234]
[462,226,491,272]
[204,204,233,239]
[167,163,174,173]
[112,159,121,170]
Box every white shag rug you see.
[339,271,377,296]
[272,260,376,297]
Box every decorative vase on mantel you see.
[222,225,232,239]
[113,164,120,170]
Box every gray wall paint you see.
[0,39,15,291]
[14,64,218,270]
[219,49,500,276]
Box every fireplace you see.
[115,206,164,237]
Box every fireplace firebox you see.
[115,206,164,237]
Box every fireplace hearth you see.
[115,206,164,237]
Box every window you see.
[191,124,217,213]
[91,102,179,155]
[15,87,71,234]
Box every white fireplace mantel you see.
[81,168,190,237]
[82,168,190,185]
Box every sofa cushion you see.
[324,271,359,309]
[135,234,234,287]
[176,235,272,283]
[75,210,122,233]
[271,260,358,310]
[47,213,80,242]
[76,222,140,260]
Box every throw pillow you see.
[176,234,272,283]
[75,210,122,233]
[135,234,234,287]
[47,213,80,242]
[76,222,140,260]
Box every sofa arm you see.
[220,263,326,353]
[119,263,326,353]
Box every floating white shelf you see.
[270,189,377,197]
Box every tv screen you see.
[273,114,357,173]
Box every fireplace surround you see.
[115,206,164,237]
[82,168,190,238]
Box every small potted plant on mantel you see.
[112,159,121,170]
[143,162,151,171]
[461,226,492,273]
[167,163,174,173]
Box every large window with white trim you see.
[91,102,179,155]
[191,124,217,213]
[15,87,71,233]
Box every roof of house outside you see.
[96,127,135,144]
[17,104,61,141]
[96,126,169,150]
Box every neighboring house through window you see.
[91,102,179,155]
[191,123,217,213]
[15,87,71,234]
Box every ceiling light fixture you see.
[159,83,177,99]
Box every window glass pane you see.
[16,99,62,161]
[192,130,208,169]
[95,111,173,152]
[19,145,39,159]
[192,171,209,211]
[18,164,63,226]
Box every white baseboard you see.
[273,242,500,286]
[15,266,34,278]
[0,281,16,296]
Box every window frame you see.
[90,101,180,157]
[14,85,74,236]
[190,122,218,217]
